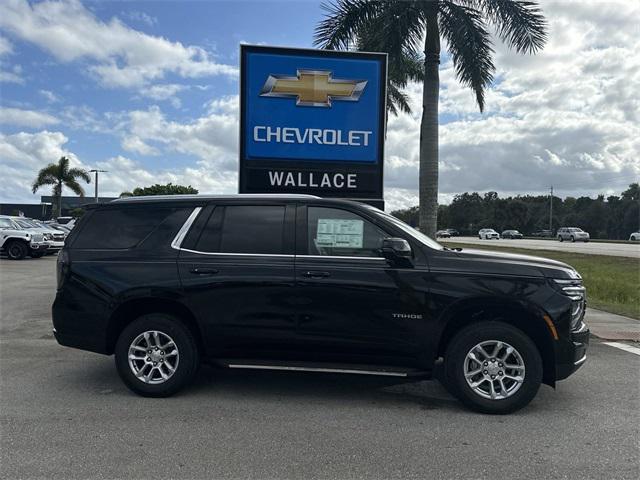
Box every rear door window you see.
[73,208,176,249]
[194,205,286,255]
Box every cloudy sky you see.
[1,0,638,211]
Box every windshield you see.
[14,219,37,229]
[0,218,15,228]
[364,206,443,250]
[569,228,583,232]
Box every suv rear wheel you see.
[443,322,542,414]
[115,313,200,397]
[5,240,28,260]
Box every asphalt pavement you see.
[443,236,640,258]
[1,256,639,480]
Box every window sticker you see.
[316,218,363,248]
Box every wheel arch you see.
[106,297,204,356]
[435,297,557,386]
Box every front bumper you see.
[556,323,590,380]
[44,240,65,252]
[29,241,46,251]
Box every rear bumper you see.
[53,328,107,355]
[52,293,110,355]
[556,325,590,380]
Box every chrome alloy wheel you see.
[463,340,525,400]
[128,331,179,385]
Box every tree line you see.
[391,183,640,240]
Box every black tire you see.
[558,236,563,242]
[442,322,542,414]
[30,250,45,258]
[570,236,575,242]
[5,240,28,260]
[115,313,200,397]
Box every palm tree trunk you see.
[419,6,441,238]
[56,181,62,218]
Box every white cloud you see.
[118,104,239,171]
[0,107,59,128]
[39,89,61,103]
[0,130,237,202]
[0,131,82,201]
[0,0,237,89]
[0,36,12,56]
[120,11,158,27]
[384,0,640,208]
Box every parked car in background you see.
[478,228,500,239]
[629,232,640,241]
[49,224,72,236]
[502,230,523,239]
[56,216,75,225]
[531,229,553,238]
[11,217,65,255]
[0,216,46,259]
[435,230,451,238]
[557,227,590,242]
[445,228,460,236]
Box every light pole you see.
[549,185,553,233]
[89,169,107,203]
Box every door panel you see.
[177,203,298,359]
[294,206,430,365]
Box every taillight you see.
[56,249,70,289]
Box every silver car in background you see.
[478,228,500,239]
[557,227,590,242]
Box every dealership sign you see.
[239,45,387,203]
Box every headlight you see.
[553,279,586,329]
[44,233,53,240]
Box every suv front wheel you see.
[5,240,28,260]
[115,313,200,397]
[443,322,542,414]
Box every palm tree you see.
[315,0,547,236]
[32,156,91,218]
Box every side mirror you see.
[381,237,413,267]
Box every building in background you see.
[0,196,117,219]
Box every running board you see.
[221,361,428,378]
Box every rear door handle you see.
[190,268,219,275]
[302,271,331,279]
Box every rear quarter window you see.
[72,207,179,249]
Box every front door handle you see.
[302,271,331,279]
[190,267,219,275]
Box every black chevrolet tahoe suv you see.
[53,194,589,413]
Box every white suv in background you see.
[0,216,46,260]
[478,228,500,240]
[557,227,590,242]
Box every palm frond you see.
[387,83,411,115]
[314,0,386,49]
[58,156,70,174]
[66,167,91,184]
[465,0,547,53]
[32,164,59,193]
[64,178,86,197]
[439,1,495,111]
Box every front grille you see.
[32,233,44,242]
[53,233,65,241]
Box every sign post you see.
[239,45,387,208]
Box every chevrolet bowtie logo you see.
[259,70,367,107]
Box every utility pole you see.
[89,169,107,203]
[549,185,553,233]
